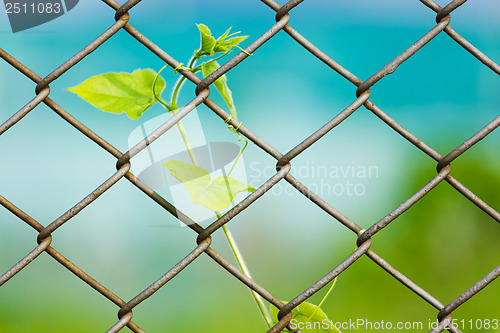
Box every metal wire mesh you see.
[1,0,499,332]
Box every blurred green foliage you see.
[319,144,500,332]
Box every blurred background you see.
[0,0,499,332]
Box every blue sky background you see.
[1,1,499,332]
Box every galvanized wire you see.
[1,0,499,332]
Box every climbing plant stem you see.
[220,215,274,329]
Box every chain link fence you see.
[1,0,499,332]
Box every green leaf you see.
[195,24,248,60]
[196,23,216,58]
[213,27,248,54]
[214,36,249,54]
[215,27,233,43]
[270,302,341,333]
[67,69,165,119]
[163,160,255,212]
[201,61,237,119]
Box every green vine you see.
[66,23,339,332]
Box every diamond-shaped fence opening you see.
[1,0,499,332]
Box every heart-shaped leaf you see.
[163,160,254,212]
[67,69,165,119]
[271,302,342,333]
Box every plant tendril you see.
[152,65,172,110]
[232,45,253,56]
[174,62,190,74]
[225,116,248,177]
[306,277,338,323]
